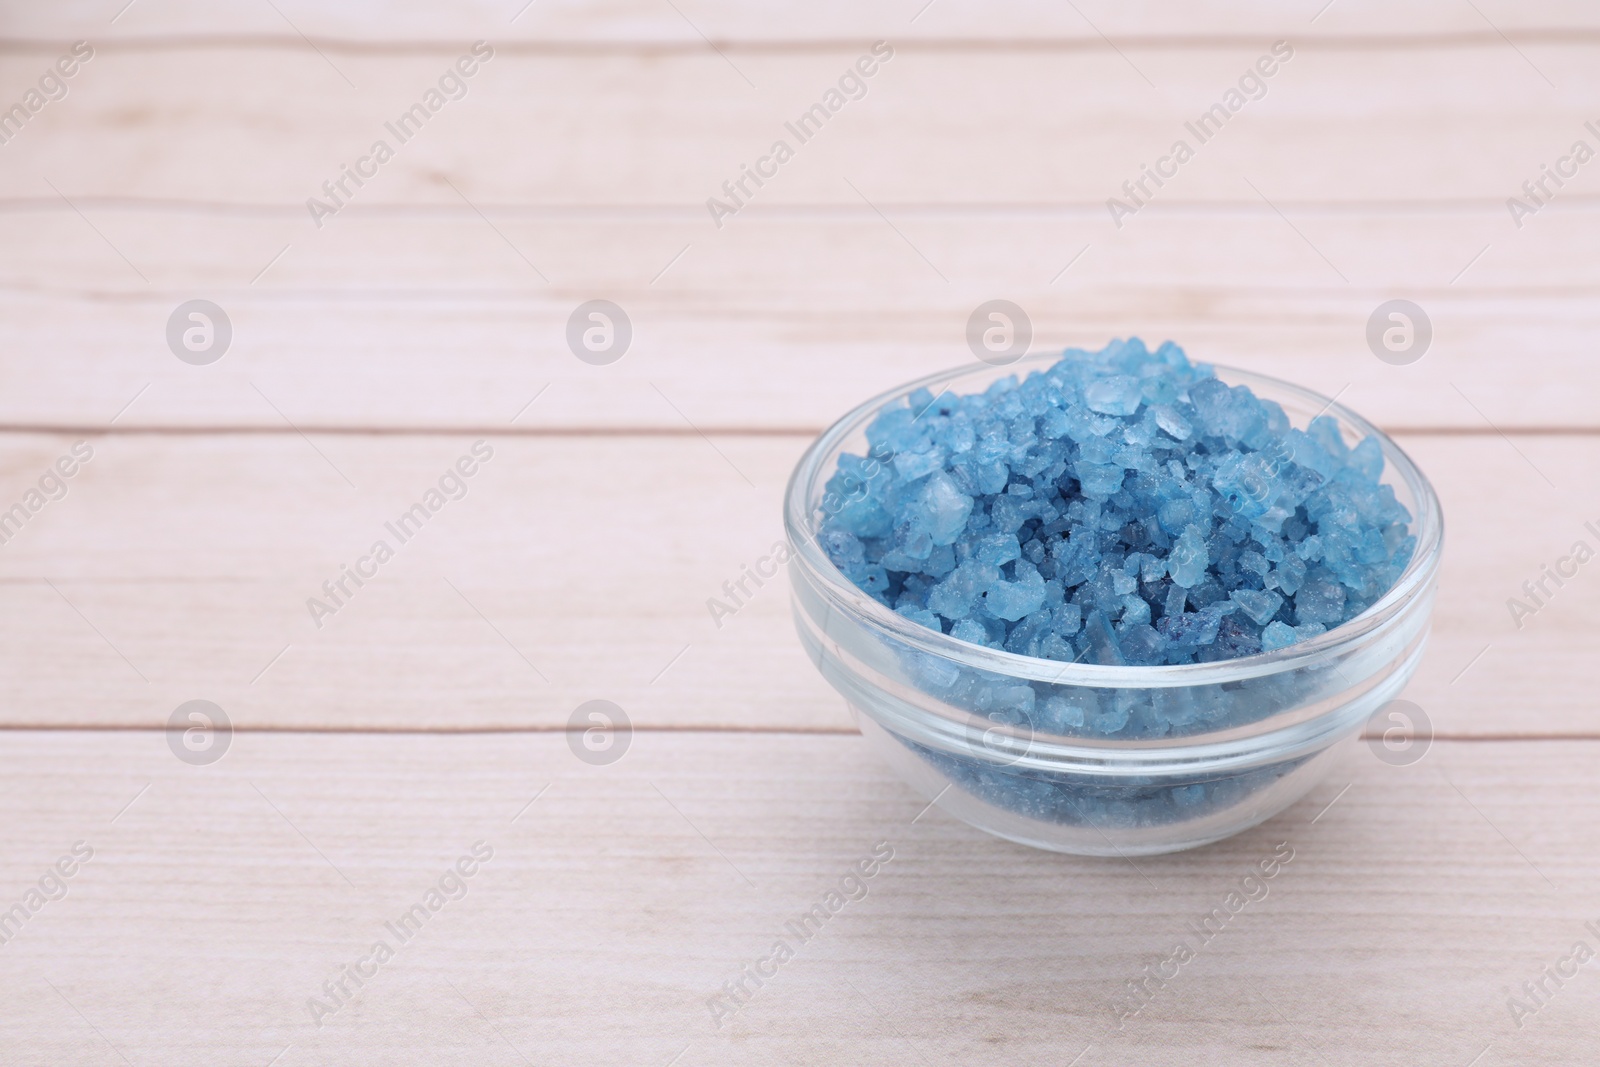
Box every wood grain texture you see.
[0,33,1592,432]
[0,731,1592,1066]
[0,431,1586,736]
[1,212,1594,431]
[0,44,1589,206]
[2,5,1595,1062]
[10,0,1600,43]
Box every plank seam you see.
[3,33,1600,55]
[0,724,1581,741]
[7,198,1600,220]
[0,426,1578,439]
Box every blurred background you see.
[1,2,1597,1064]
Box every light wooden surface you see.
[2,733,1597,1066]
[2,3,1597,1063]
[0,431,1591,737]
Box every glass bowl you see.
[783,354,1443,855]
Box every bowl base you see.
[855,708,1354,856]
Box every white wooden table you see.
[1,3,1597,1063]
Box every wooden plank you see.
[0,431,1588,736]
[0,45,1592,206]
[0,731,1592,1064]
[0,211,1594,431]
[11,0,1600,44]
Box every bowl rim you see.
[782,350,1445,689]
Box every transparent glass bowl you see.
[784,355,1443,855]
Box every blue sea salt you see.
[1167,524,1209,588]
[820,339,1415,667]
[1230,587,1284,626]
[1259,620,1298,652]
